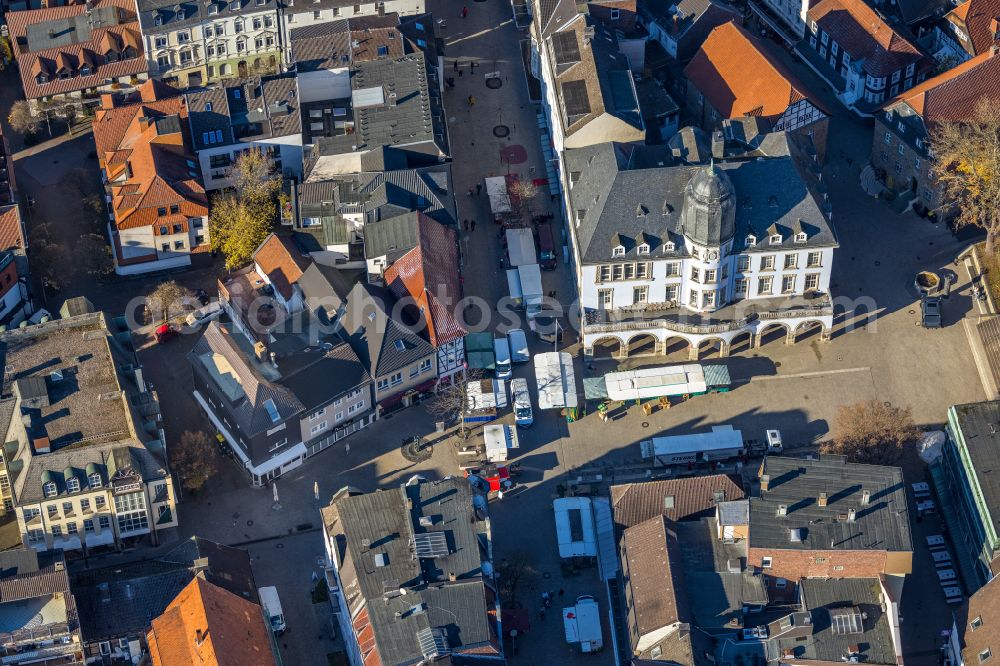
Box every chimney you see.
[776,504,787,517]
[991,18,999,38]
[269,351,278,368]
[100,92,115,110]
[861,490,870,506]
[253,341,267,362]
[760,474,770,491]
[448,572,456,582]
[195,629,204,646]
[711,130,726,160]
[847,508,857,522]
[817,492,828,507]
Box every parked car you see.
[537,222,557,270]
[510,377,533,427]
[154,324,180,344]
[494,336,512,380]
[507,328,529,363]
[194,288,210,306]
[921,296,941,328]
[185,301,222,327]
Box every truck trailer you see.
[640,424,745,466]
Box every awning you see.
[592,498,618,581]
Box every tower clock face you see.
[708,250,719,260]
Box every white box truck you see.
[259,586,286,635]
[506,228,537,267]
[517,264,544,319]
[563,595,602,653]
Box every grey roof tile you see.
[339,282,434,378]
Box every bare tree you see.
[31,241,69,294]
[8,101,40,136]
[821,400,921,465]
[931,101,1000,254]
[496,550,537,607]
[428,370,482,439]
[148,280,193,322]
[76,233,113,278]
[508,178,539,220]
[172,430,219,493]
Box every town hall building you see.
[565,133,838,359]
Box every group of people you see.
[538,589,565,619]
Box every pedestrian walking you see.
[471,219,477,231]
[467,187,474,197]
[461,6,468,17]
[476,183,482,195]
[463,219,469,231]
[454,60,459,71]
[468,95,476,106]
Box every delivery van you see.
[507,328,529,363]
[511,377,533,427]
[494,336,512,380]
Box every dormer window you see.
[36,74,48,84]
[88,473,102,488]
[663,241,675,252]
[746,235,757,246]
[794,232,807,243]
[208,2,219,12]
[154,13,163,25]
[637,243,650,255]
[81,65,91,75]
[43,482,57,498]
[769,234,782,245]
[612,245,625,257]
[66,477,80,493]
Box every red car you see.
[154,324,180,344]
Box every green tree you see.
[8,101,40,136]
[821,400,921,465]
[931,101,1000,254]
[172,430,219,493]
[0,37,12,71]
[209,148,279,270]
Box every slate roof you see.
[622,516,689,646]
[279,340,370,410]
[384,214,466,348]
[289,19,351,71]
[535,0,582,38]
[565,141,836,263]
[610,474,746,534]
[335,53,447,156]
[362,211,421,261]
[186,74,301,150]
[0,549,71,603]
[339,282,435,378]
[15,440,168,504]
[73,537,257,642]
[884,48,1000,130]
[324,478,499,665]
[685,22,827,121]
[949,400,1000,533]
[137,0,279,33]
[643,0,743,61]
[808,0,927,77]
[146,577,276,666]
[750,456,913,553]
[295,262,356,322]
[190,322,305,436]
[796,579,897,665]
[894,0,950,24]
[944,0,1000,55]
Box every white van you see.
[494,336,512,380]
[511,378,533,427]
[185,301,222,327]
[507,329,529,363]
[258,586,286,635]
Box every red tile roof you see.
[253,234,310,300]
[808,0,926,76]
[146,576,277,666]
[5,0,136,41]
[946,0,1000,55]
[15,24,147,101]
[0,207,25,252]
[887,47,1000,126]
[93,79,185,161]
[685,22,827,120]
[383,214,466,348]
[610,474,746,532]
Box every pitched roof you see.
[339,281,435,378]
[885,48,1000,127]
[946,0,1000,55]
[685,22,826,120]
[948,401,1000,533]
[959,575,1000,665]
[253,234,310,300]
[362,210,421,261]
[185,74,301,151]
[146,577,276,666]
[610,474,746,533]
[622,516,688,642]
[383,214,466,348]
[808,0,926,77]
[92,79,185,162]
[0,207,25,252]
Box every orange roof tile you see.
[0,206,25,252]
[886,47,1000,126]
[253,234,310,300]
[146,576,277,666]
[6,0,136,41]
[684,22,826,121]
[946,0,1000,55]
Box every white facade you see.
[199,134,304,189]
[112,215,209,276]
